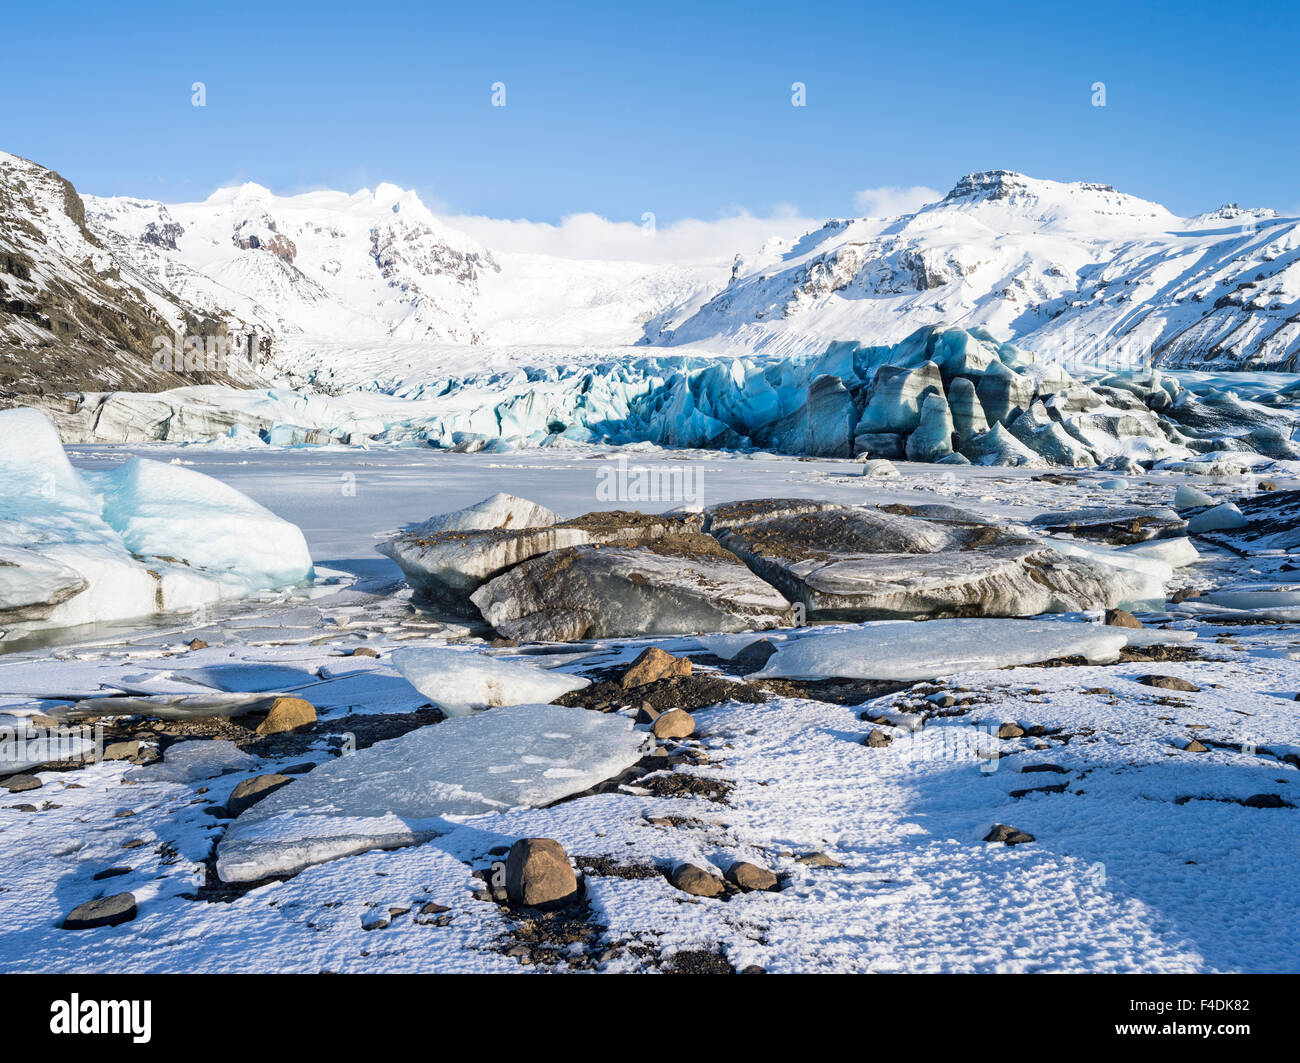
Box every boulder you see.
[379,510,703,613]
[622,647,692,688]
[1030,506,1185,545]
[62,892,137,930]
[1104,608,1143,629]
[713,506,1130,621]
[504,838,579,909]
[651,708,695,740]
[984,824,1034,846]
[725,861,779,891]
[255,696,316,735]
[1137,675,1200,692]
[471,534,793,642]
[227,773,293,816]
[670,862,726,898]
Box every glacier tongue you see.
[214,703,649,883]
[25,323,1300,471]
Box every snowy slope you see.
[85,185,722,350]
[655,172,1300,371]
[0,152,262,394]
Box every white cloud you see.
[437,206,822,266]
[852,185,942,218]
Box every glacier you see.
[28,325,1300,470]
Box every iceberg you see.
[0,408,313,639]
[752,618,1129,681]
[390,646,589,716]
[1186,503,1249,534]
[215,703,649,882]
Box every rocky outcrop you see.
[0,151,260,399]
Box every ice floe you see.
[752,618,1129,681]
[389,646,589,716]
[215,703,648,882]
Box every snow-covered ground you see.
[1,446,1296,973]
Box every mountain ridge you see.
[3,152,1299,402]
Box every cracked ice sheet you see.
[214,702,649,882]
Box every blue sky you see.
[5,0,1298,223]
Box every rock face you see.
[1,152,262,398]
[470,534,794,642]
[504,838,579,909]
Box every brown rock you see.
[984,824,1034,846]
[349,646,379,658]
[670,862,726,897]
[1258,480,1278,492]
[725,860,778,892]
[864,728,893,748]
[795,851,843,868]
[255,696,317,735]
[490,637,520,648]
[227,773,293,816]
[101,740,139,762]
[2,774,41,793]
[504,838,578,909]
[1138,675,1200,692]
[622,647,692,688]
[1183,739,1209,753]
[1104,608,1143,629]
[998,722,1026,739]
[187,638,208,650]
[651,708,695,740]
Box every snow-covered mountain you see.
[0,152,261,395]
[85,183,720,352]
[653,171,1300,371]
[7,151,1300,401]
